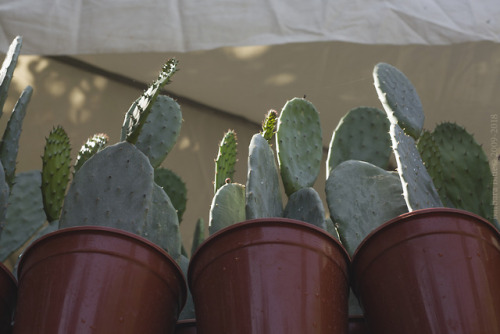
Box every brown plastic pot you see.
[189,218,350,334]
[352,208,500,334]
[0,262,16,333]
[175,319,197,334]
[13,226,187,334]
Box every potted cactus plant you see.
[9,54,191,333]
[325,62,500,333]
[188,102,350,334]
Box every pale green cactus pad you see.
[327,106,391,177]
[373,62,424,139]
[214,130,238,193]
[209,182,246,235]
[246,133,283,219]
[284,187,326,229]
[0,36,22,116]
[391,123,442,210]
[326,160,408,256]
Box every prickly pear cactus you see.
[0,161,7,238]
[154,167,187,223]
[326,160,408,256]
[122,58,178,144]
[327,106,391,176]
[74,133,109,173]
[134,95,182,168]
[214,130,238,193]
[284,187,326,229]
[246,133,283,219]
[421,122,494,221]
[276,98,322,196]
[41,126,72,222]
[0,36,22,116]
[0,86,32,186]
[373,62,424,139]
[391,123,442,210]
[0,171,46,261]
[209,182,245,235]
[60,141,180,256]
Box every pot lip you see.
[0,261,17,287]
[175,318,196,327]
[17,225,187,301]
[351,207,500,262]
[189,217,350,272]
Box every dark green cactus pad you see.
[0,85,32,187]
[0,171,46,262]
[60,142,155,240]
[327,106,391,176]
[276,98,323,196]
[373,62,424,139]
[261,109,278,142]
[417,130,450,205]
[41,126,72,222]
[326,160,408,257]
[0,36,22,116]
[284,187,326,229]
[154,167,187,223]
[147,183,181,259]
[209,182,245,235]
[191,217,205,255]
[391,123,442,210]
[214,130,238,193]
[74,133,109,173]
[426,122,494,221]
[177,254,196,320]
[122,58,178,144]
[246,133,283,219]
[134,95,182,168]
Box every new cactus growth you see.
[74,133,109,173]
[41,126,72,222]
[0,36,22,116]
[154,167,187,223]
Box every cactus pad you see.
[261,109,278,142]
[122,58,178,144]
[276,98,323,196]
[326,160,408,256]
[214,130,238,193]
[391,123,442,210]
[246,133,283,219]
[191,217,205,255]
[0,171,46,261]
[134,95,182,168]
[74,133,109,173]
[154,167,187,223]
[209,182,246,235]
[0,36,22,116]
[373,62,424,139]
[41,126,72,222]
[0,86,32,186]
[327,106,391,176]
[283,187,326,229]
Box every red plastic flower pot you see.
[352,208,500,334]
[348,316,369,334]
[0,262,16,333]
[12,226,187,334]
[189,218,350,334]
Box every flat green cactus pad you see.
[373,62,424,139]
[209,182,246,235]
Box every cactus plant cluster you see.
[209,100,332,235]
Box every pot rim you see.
[17,225,187,306]
[191,217,350,262]
[351,207,500,263]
